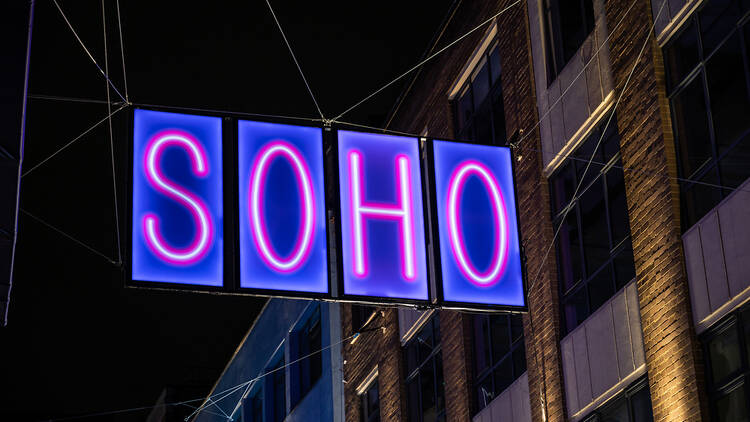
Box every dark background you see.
[0,1,453,420]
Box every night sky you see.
[0,1,453,420]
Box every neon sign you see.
[336,131,429,301]
[430,140,524,308]
[132,109,223,286]
[238,121,328,294]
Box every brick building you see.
[341,0,750,421]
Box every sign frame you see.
[424,137,528,312]
[330,127,434,306]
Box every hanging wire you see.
[102,0,123,265]
[115,0,129,102]
[27,94,113,105]
[51,0,126,104]
[130,101,323,123]
[332,0,522,122]
[21,104,128,178]
[264,0,325,120]
[21,209,118,265]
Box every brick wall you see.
[603,0,707,420]
[342,306,405,422]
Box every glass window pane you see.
[551,163,576,217]
[510,315,524,343]
[699,0,743,55]
[664,22,699,92]
[613,244,636,290]
[473,316,491,374]
[564,286,588,333]
[408,378,420,422]
[580,182,610,276]
[457,85,473,131]
[706,34,750,155]
[709,325,742,384]
[491,85,507,145]
[406,342,419,375]
[606,164,631,247]
[477,375,494,410]
[682,168,723,228]
[601,119,621,164]
[600,397,629,422]
[716,385,750,422]
[557,208,583,292]
[490,45,502,83]
[435,352,445,412]
[588,264,615,312]
[493,357,514,395]
[420,363,437,421]
[630,385,654,422]
[472,60,491,109]
[512,346,527,377]
[474,103,493,145]
[490,315,511,362]
[417,324,435,363]
[742,307,750,360]
[671,74,713,178]
[559,0,594,63]
[718,133,750,189]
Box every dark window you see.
[472,314,526,413]
[360,379,380,422]
[291,305,322,407]
[453,42,507,146]
[352,305,377,332]
[404,317,445,422]
[243,391,264,422]
[549,116,635,334]
[582,378,653,422]
[663,1,750,230]
[266,358,286,422]
[701,303,750,420]
[542,0,595,83]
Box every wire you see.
[264,0,325,120]
[115,0,129,102]
[21,104,128,178]
[130,101,323,123]
[27,94,113,105]
[332,0,522,122]
[51,0,126,104]
[21,209,118,265]
[102,0,123,266]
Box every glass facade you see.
[664,0,750,230]
[404,317,446,422]
[549,115,636,334]
[472,314,526,413]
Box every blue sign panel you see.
[431,140,524,307]
[238,121,328,294]
[337,130,429,301]
[132,109,223,286]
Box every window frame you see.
[403,316,446,422]
[663,4,750,231]
[581,376,653,422]
[359,376,381,422]
[471,313,526,414]
[290,304,323,408]
[548,115,636,335]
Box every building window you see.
[360,378,380,422]
[582,378,653,421]
[453,42,507,146]
[266,358,286,422]
[549,115,635,335]
[291,305,322,407]
[702,303,750,420]
[404,317,445,422]
[472,314,526,413]
[542,0,595,83]
[352,304,377,333]
[663,1,750,230]
[243,390,264,422]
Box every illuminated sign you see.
[132,109,223,286]
[336,130,429,301]
[238,120,328,294]
[430,140,524,308]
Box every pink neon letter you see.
[446,160,509,286]
[249,141,315,273]
[348,150,416,280]
[142,130,214,265]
